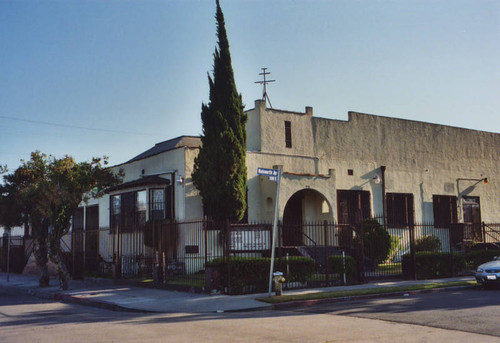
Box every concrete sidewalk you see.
[0,273,475,314]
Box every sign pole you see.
[6,228,11,282]
[268,169,281,296]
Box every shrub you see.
[283,256,317,283]
[206,256,315,294]
[402,252,466,279]
[465,249,500,270]
[356,218,391,264]
[415,236,441,252]
[328,255,357,282]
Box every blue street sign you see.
[257,167,282,296]
[257,167,279,177]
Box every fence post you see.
[6,229,11,281]
[72,230,76,279]
[448,226,454,277]
[482,222,486,244]
[278,221,282,274]
[358,223,365,284]
[224,220,231,294]
[204,217,208,269]
[162,251,166,284]
[324,220,329,286]
[409,223,417,280]
[83,228,86,279]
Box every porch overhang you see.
[106,175,171,193]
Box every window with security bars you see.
[151,188,166,220]
[110,186,173,231]
[433,195,458,228]
[386,193,414,227]
[109,190,146,231]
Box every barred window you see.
[136,190,147,227]
[150,188,166,220]
[433,195,458,228]
[110,195,121,230]
[386,193,414,227]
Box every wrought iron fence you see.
[4,218,500,294]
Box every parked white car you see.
[475,256,500,288]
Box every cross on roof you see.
[254,68,275,108]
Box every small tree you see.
[192,0,247,222]
[3,152,52,286]
[2,152,122,289]
[45,156,122,289]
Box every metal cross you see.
[254,68,275,108]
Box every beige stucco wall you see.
[183,148,203,221]
[80,145,203,233]
[246,100,500,223]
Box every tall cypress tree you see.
[192,0,247,222]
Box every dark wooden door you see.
[72,207,85,279]
[85,206,99,274]
[463,196,481,241]
[283,192,304,246]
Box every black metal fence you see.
[2,219,500,294]
[0,235,32,274]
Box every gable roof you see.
[127,136,201,163]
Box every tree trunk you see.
[49,238,70,290]
[34,237,49,287]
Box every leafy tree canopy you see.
[1,151,122,289]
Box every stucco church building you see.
[76,99,499,274]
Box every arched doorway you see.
[282,189,332,247]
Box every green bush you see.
[402,252,465,279]
[283,256,317,283]
[206,256,315,294]
[328,255,356,282]
[356,219,391,264]
[465,249,500,270]
[415,236,441,252]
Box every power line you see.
[0,115,164,136]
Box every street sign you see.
[257,167,279,181]
[257,167,282,296]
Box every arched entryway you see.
[282,189,332,246]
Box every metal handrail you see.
[483,223,500,249]
[301,231,318,272]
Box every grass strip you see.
[258,281,477,304]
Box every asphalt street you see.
[2,287,500,342]
[295,287,500,338]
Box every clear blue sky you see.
[1,0,498,176]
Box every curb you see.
[271,285,475,310]
[1,278,477,314]
[54,293,156,313]
[0,283,156,314]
